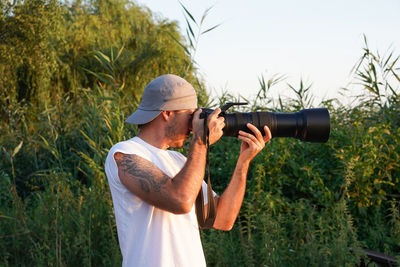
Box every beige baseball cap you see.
[125,74,198,125]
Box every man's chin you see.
[170,144,184,149]
[169,135,190,148]
[170,140,186,149]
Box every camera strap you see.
[195,116,217,229]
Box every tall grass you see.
[0,1,399,265]
[199,38,400,265]
[1,47,399,265]
[0,87,124,266]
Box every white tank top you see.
[105,137,208,267]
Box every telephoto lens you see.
[223,108,330,143]
[200,103,331,143]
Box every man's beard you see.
[165,122,188,148]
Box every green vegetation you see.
[1,0,399,266]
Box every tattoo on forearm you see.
[115,153,170,193]
[138,180,150,193]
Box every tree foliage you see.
[0,0,204,115]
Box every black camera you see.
[200,102,330,143]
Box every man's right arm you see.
[114,108,224,214]
[114,138,207,214]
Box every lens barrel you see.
[222,108,330,143]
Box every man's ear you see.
[161,110,173,121]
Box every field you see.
[1,0,399,266]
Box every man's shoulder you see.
[110,137,141,150]
[107,137,149,160]
[167,149,187,162]
[105,137,151,178]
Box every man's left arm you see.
[212,124,272,231]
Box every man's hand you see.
[192,108,225,145]
[237,124,272,163]
[212,124,271,231]
[207,108,225,145]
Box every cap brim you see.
[125,109,161,125]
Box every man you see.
[105,74,271,266]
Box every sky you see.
[135,0,400,105]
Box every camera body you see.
[200,102,330,143]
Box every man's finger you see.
[246,123,263,142]
[208,108,222,121]
[263,126,272,142]
[238,130,258,143]
[238,134,254,146]
[194,108,202,119]
[238,134,263,150]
